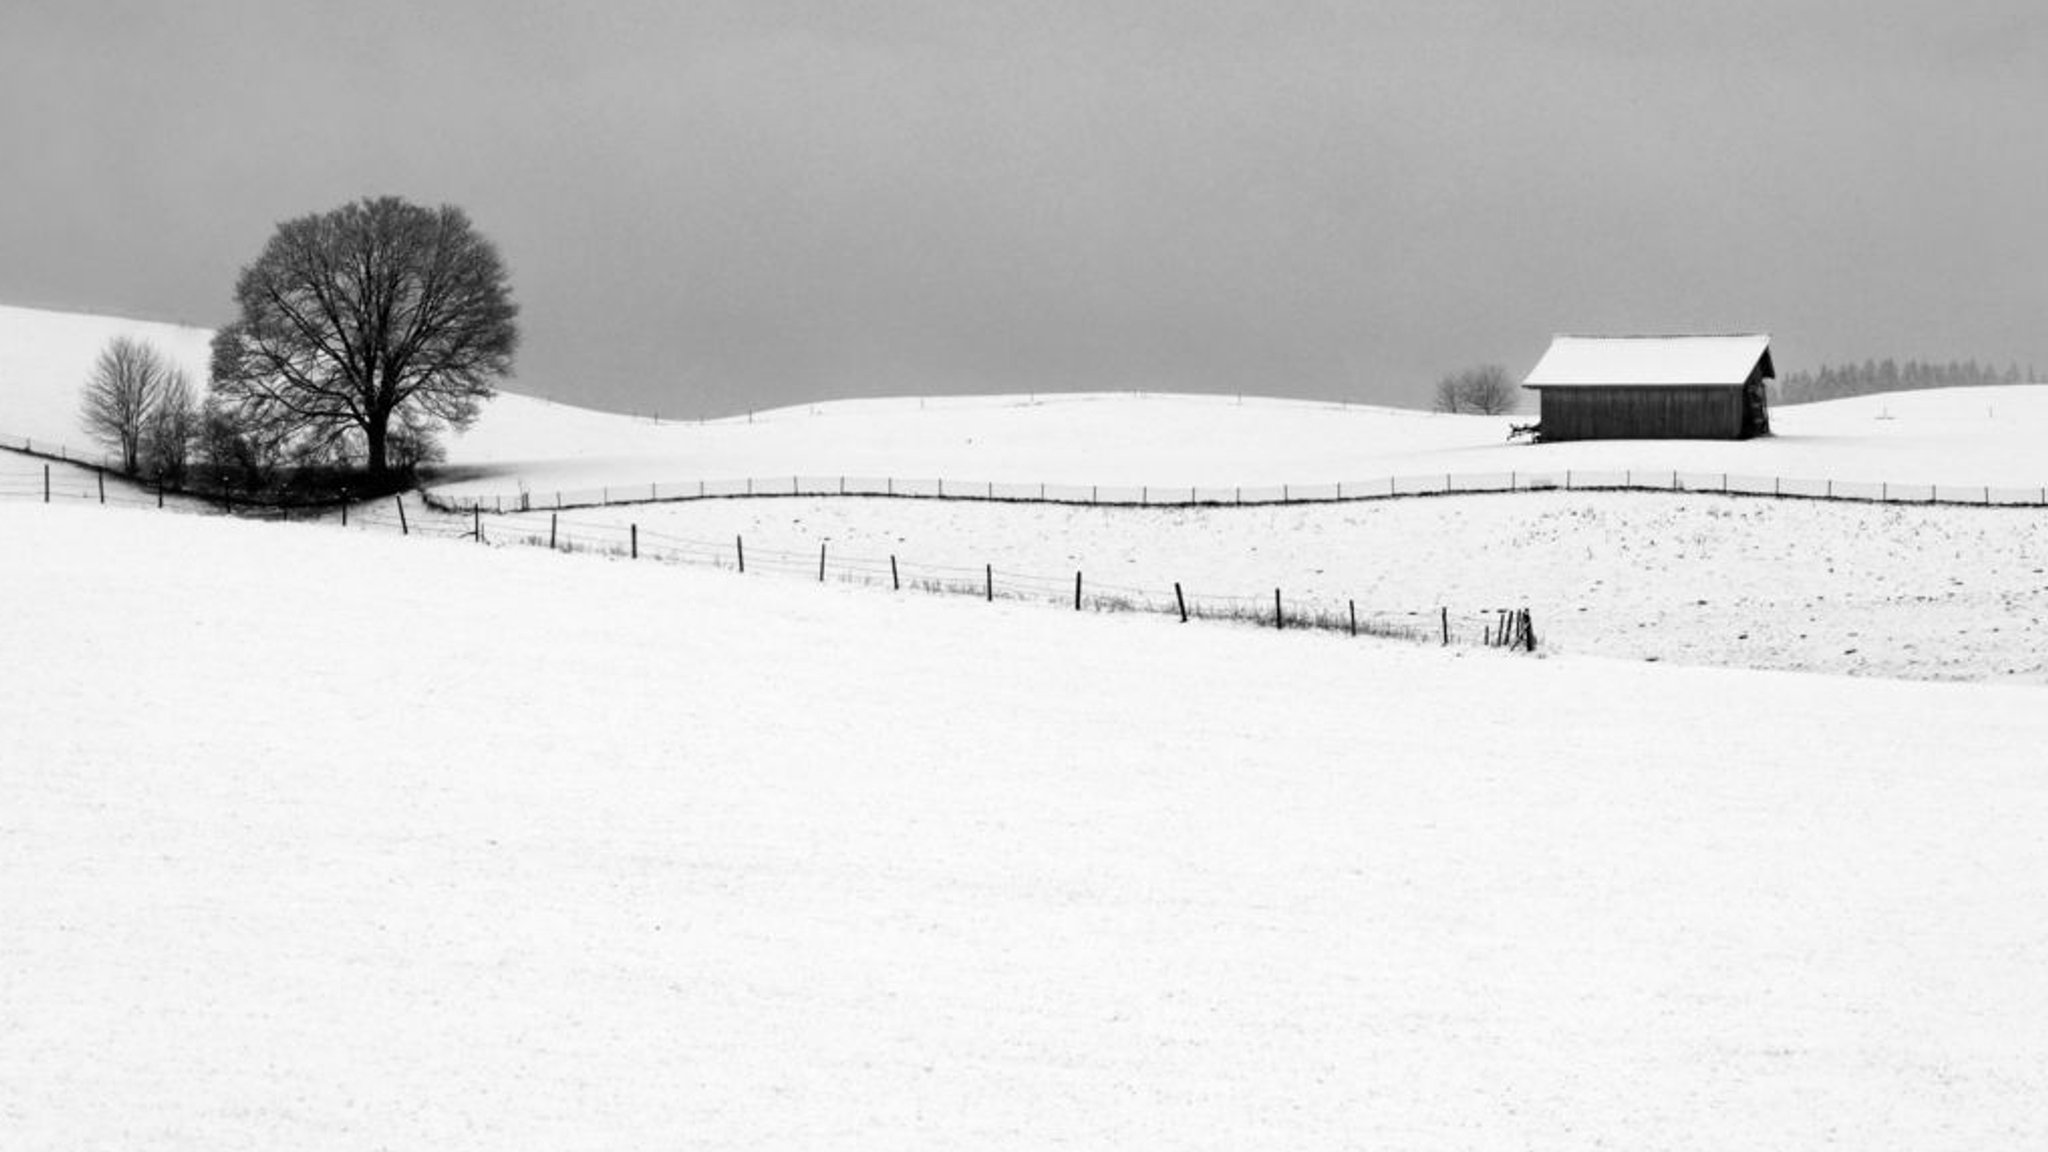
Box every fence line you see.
[0,451,1534,651]
[13,425,2042,515]
[427,467,2048,515]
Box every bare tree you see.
[1432,364,1520,415]
[210,196,519,477]
[79,336,170,472]
[140,367,200,483]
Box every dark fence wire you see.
[428,466,2048,514]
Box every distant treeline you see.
[1775,358,2040,403]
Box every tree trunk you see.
[366,410,390,477]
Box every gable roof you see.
[1522,334,1774,388]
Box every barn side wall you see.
[1536,386,1746,441]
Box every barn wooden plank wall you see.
[1537,386,1743,440]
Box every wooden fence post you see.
[1274,588,1283,630]
[985,564,993,602]
[736,535,745,573]
[1441,606,1449,646]
[44,464,50,503]
[340,498,347,526]
[631,524,638,559]
[97,472,105,504]
[474,506,482,542]
[549,513,558,549]
[1175,582,1188,623]
[1349,600,1357,637]
[891,555,899,590]
[1074,571,1082,611]
[818,541,826,581]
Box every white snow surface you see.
[1522,333,1773,387]
[494,489,2048,683]
[428,385,2048,497]
[5,501,2048,1150]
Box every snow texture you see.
[5,501,2048,1150]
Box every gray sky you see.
[4,1,2044,414]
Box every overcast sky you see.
[4,0,2043,414]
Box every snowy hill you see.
[6,500,2048,1150]
[0,303,214,455]
[7,302,2048,494]
[430,383,2048,499]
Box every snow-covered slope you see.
[430,384,2048,497]
[6,500,2048,1150]
[7,303,2047,495]
[0,304,214,454]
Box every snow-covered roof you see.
[1522,334,1773,388]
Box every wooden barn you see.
[1521,334,1774,441]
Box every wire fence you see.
[1,448,1536,650]
[429,467,2048,514]
[439,502,1538,649]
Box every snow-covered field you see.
[7,301,2048,683]
[6,500,2048,1151]
[428,383,2048,498]
[491,488,2048,682]
[8,302,2047,495]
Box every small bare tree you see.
[80,336,170,472]
[1432,364,1519,415]
[140,367,201,484]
